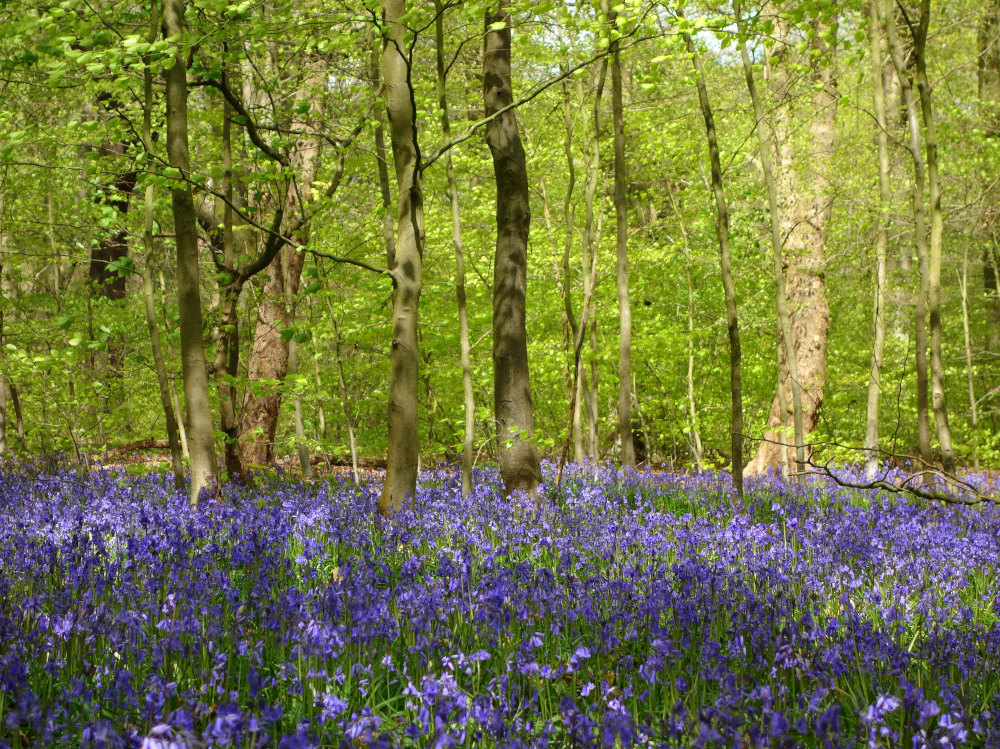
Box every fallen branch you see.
[104,439,171,456]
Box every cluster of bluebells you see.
[1,457,999,747]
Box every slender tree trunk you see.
[47,194,78,406]
[331,314,359,486]
[162,0,218,503]
[666,188,703,469]
[0,373,6,456]
[140,21,184,487]
[910,1,955,473]
[484,0,542,497]
[744,12,836,477]
[579,63,607,462]
[434,1,475,496]
[0,220,6,455]
[560,78,585,463]
[606,1,634,468]
[214,100,246,480]
[371,40,397,272]
[775,337,790,478]
[685,33,743,498]
[157,268,189,459]
[309,294,327,442]
[980,0,1000,355]
[884,0,933,468]
[278,246,311,479]
[959,248,979,469]
[378,0,424,514]
[865,0,891,479]
[736,4,805,477]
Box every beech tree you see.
[162,0,217,503]
[484,0,543,497]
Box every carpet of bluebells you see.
[2,460,1000,748]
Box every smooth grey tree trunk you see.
[434,1,475,496]
[378,0,424,514]
[139,6,184,488]
[884,0,933,469]
[666,188,704,470]
[958,249,979,469]
[912,0,955,474]
[559,77,585,464]
[686,32,743,498]
[607,1,634,468]
[0,217,6,455]
[865,0,891,479]
[484,0,543,498]
[579,63,607,462]
[331,313,359,486]
[980,0,1000,355]
[162,0,218,503]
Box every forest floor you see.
[1,461,998,747]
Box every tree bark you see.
[865,0,891,479]
[435,0,475,496]
[0,211,6,455]
[371,39,396,271]
[607,1,634,468]
[980,0,1000,356]
[665,188,703,470]
[579,63,607,462]
[331,313,359,486]
[139,2,183,487]
[163,0,218,503]
[378,0,424,514]
[560,77,585,464]
[959,248,979,469]
[736,3,805,478]
[884,0,933,467]
[213,99,245,480]
[744,12,836,477]
[484,0,543,498]
[158,269,190,459]
[911,0,955,474]
[685,32,743,498]
[238,97,322,467]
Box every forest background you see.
[0,0,997,505]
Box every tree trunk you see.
[371,39,396,271]
[0,228,6,455]
[162,0,218,503]
[912,0,955,474]
[378,0,424,515]
[959,248,979,469]
[332,314,360,486]
[238,102,322,467]
[240,244,304,466]
[213,100,246,480]
[434,0,475,496]
[139,4,183,487]
[579,63,607,462]
[980,0,1000,355]
[736,3,805,477]
[884,0,933,468]
[685,32,744,498]
[744,13,836,477]
[865,0,892,479]
[560,77,585,464]
[157,268,189,459]
[607,1,634,468]
[484,0,543,498]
